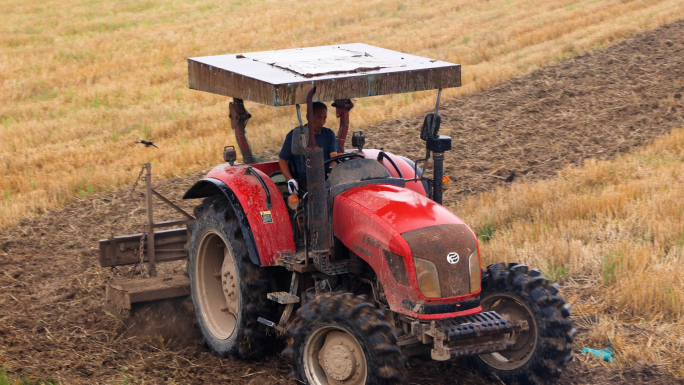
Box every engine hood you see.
[334,184,480,310]
[338,183,466,233]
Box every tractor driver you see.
[278,102,338,195]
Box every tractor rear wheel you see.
[186,195,271,359]
[472,263,575,384]
[286,292,407,385]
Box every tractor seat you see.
[269,158,299,200]
[328,158,405,197]
[268,171,290,200]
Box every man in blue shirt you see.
[279,102,338,195]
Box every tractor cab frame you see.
[187,43,458,201]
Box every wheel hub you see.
[306,329,366,385]
[320,344,356,381]
[479,293,538,369]
[195,231,238,340]
[221,248,239,315]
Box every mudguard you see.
[333,183,481,320]
[184,164,295,267]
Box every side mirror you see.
[420,113,441,141]
[351,131,365,151]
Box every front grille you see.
[402,224,477,297]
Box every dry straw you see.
[2,0,684,228]
[456,127,684,375]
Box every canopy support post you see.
[229,98,255,164]
[332,99,354,152]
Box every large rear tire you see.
[472,263,575,384]
[186,195,271,359]
[285,292,407,385]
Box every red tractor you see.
[104,44,574,385]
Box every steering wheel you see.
[324,152,366,173]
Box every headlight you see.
[469,250,481,293]
[414,258,441,298]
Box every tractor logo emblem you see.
[447,252,460,264]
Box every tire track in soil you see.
[1,19,683,385]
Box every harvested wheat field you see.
[2,0,684,229]
[1,13,684,385]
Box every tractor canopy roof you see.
[188,43,461,106]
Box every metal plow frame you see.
[99,163,193,310]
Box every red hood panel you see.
[339,184,465,234]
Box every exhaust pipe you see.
[304,87,330,253]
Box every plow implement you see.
[99,163,193,309]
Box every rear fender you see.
[184,164,295,266]
[247,161,281,176]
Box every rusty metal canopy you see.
[188,43,460,106]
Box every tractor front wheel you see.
[473,263,575,384]
[186,195,271,359]
[286,293,407,385]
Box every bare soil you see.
[1,19,683,385]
